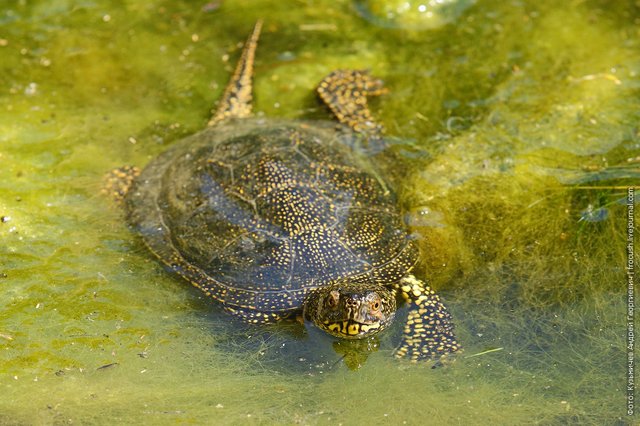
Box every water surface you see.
[1,0,638,424]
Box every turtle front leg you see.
[317,70,387,140]
[393,275,460,362]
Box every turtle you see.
[106,20,460,362]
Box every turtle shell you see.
[125,118,418,315]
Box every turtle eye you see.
[326,290,340,309]
[369,294,382,312]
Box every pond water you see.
[1,0,638,424]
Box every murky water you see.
[1,0,638,424]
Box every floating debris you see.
[24,82,38,96]
[299,23,338,31]
[96,362,119,370]
[464,347,504,359]
[202,1,222,12]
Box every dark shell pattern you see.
[126,118,418,315]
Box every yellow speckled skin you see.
[317,69,387,141]
[393,275,459,361]
[115,22,459,361]
[103,165,140,202]
[207,20,262,126]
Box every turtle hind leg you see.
[102,165,140,202]
[393,275,460,362]
[208,20,263,126]
[317,69,387,140]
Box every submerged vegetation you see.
[0,0,638,424]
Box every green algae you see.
[0,0,638,424]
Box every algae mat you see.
[1,0,638,424]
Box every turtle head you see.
[304,282,396,339]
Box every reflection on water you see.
[354,0,476,30]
